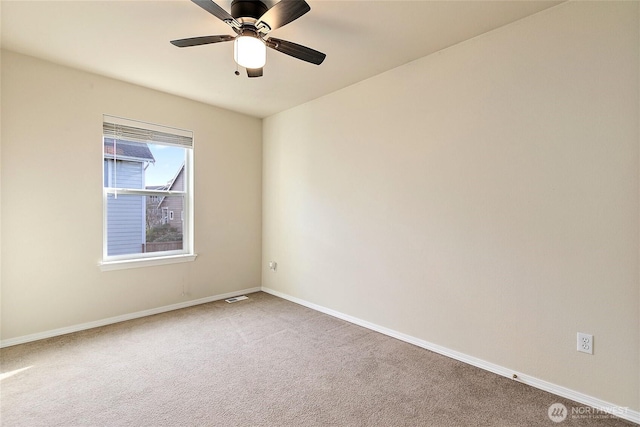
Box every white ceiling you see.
[1,0,562,118]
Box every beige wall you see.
[263,1,639,410]
[1,50,262,339]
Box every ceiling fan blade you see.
[191,0,240,27]
[257,0,310,32]
[170,35,235,48]
[247,67,264,78]
[266,37,326,65]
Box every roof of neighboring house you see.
[104,138,155,163]
[145,185,166,191]
[151,163,185,208]
[165,163,185,192]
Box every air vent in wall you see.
[225,295,249,303]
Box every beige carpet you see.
[0,292,633,426]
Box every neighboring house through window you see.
[101,115,195,270]
[103,139,155,255]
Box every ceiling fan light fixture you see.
[234,35,266,69]
[171,0,326,76]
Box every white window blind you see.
[103,115,193,148]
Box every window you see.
[101,115,196,270]
[162,207,169,225]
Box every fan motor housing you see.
[231,0,268,20]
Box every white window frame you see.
[100,115,196,271]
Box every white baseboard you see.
[261,287,640,425]
[0,287,261,348]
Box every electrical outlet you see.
[577,333,593,355]
[269,261,277,271]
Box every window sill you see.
[99,254,197,272]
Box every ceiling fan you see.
[171,0,326,78]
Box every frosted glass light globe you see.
[234,36,266,69]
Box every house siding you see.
[163,168,184,229]
[105,159,146,256]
